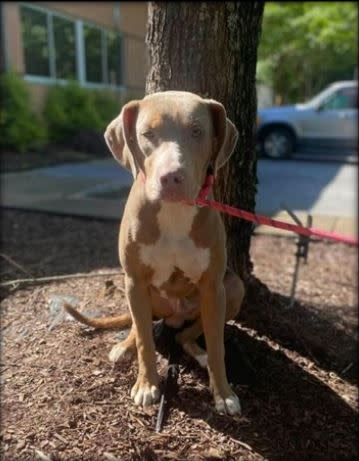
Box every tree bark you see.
[0,2,6,74]
[145,2,264,281]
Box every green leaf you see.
[257,2,357,103]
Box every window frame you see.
[20,2,126,91]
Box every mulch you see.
[0,209,357,461]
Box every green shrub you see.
[44,81,103,142]
[91,90,122,130]
[0,71,47,153]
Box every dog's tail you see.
[64,303,132,329]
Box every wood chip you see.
[53,432,68,444]
[34,449,52,461]
[16,440,26,450]
[103,452,121,461]
[73,447,83,457]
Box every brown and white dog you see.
[65,91,245,415]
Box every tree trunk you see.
[0,2,5,74]
[145,2,264,281]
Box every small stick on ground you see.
[341,362,353,374]
[228,437,254,452]
[0,253,33,277]
[0,271,123,289]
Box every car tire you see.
[261,127,295,159]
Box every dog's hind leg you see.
[175,319,208,367]
[175,271,245,368]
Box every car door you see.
[306,86,358,149]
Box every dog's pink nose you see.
[160,171,184,187]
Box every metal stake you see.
[154,322,181,433]
[281,204,312,308]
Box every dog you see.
[65,91,245,415]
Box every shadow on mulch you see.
[186,334,357,460]
[1,209,119,281]
[241,279,358,386]
[151,322,358,460]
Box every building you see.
[0,2,147,113]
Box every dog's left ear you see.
[206,100,238,176]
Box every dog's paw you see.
[109,342,134,363]
[215,392,241,415]
[131,377,160,407]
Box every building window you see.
[83,25,123,86]
[84,24,103,83]
[20,4,124,88]
[53,16,77,80]
[107,30,123,86]
[21,6,50,77]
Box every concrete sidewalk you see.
[1,158,357,239]
[1,159,133,221]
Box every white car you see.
[256,81,358,159]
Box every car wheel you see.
[262,128,294,159]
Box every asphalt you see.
[1,157,357,240]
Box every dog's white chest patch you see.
[139,203,210,287]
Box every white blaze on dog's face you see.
[104,91,238,203]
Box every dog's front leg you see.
[125,275,160,406]
[199,277,241,415]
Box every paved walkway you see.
[1,158,357,239]
[1,159,133,220]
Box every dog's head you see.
[105,91,238,203]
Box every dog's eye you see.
[142,130,155,140]
[191,126,202,138]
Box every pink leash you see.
[184,174,358,246]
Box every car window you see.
[320,87,358,110]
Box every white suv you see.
[256,81,358,159]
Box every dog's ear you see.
[104,100,143,179]
[206,100,238,176]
